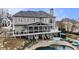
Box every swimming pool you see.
[35,45,74,50]
[35,46,57,50]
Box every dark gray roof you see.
[13,11,55,18]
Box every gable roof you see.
[13,11,55,18]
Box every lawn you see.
[0,37,30,50]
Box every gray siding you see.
[13,17,55,25]
[15,26,24,32]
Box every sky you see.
[8,8,79,21]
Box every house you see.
[56,18,79,33]
[71,21,79,33]
[0,9,12,28]
[12,9,59,40]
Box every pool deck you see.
[24,40,78,50]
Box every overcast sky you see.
[8,8,79,21]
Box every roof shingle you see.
[13,11,55,18]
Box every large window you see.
[34,27,38,33]
[29,27,33,33]
[19,18,22,22]
[34,27,38,30]
[39,26,42,32]
[27,18,30,22]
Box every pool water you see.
[35,46,57,50]
[35,45,73,50]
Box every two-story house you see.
[12,9,59,40]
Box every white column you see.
[12,17,15,36]
[38,25,39,32]
[42,26,43,32]
[37,26,39,33]
[27,26,29,33]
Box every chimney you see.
[50,8,54,16]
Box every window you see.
[24,18,26,22]
[20,18,22,22]
[40,18,43,23]
[19,17,22,22]
[27,18,29,22]
[8,21,10,26]
[34,27,38,30]
[25,18,27,22]
[19,18,20,22]
[39,26,42,32]
[49,19,53,23]
[34,18,35,22]
[29,27,33,33]
[16,18,18,22]
[2,20,7,27]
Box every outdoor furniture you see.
[53,37,62,41]
[72,40,79,46]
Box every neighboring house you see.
[56,18,79,33]
[12,9,59,39]
[0,9,12,28]
[56,18,73,32]
[71,22,79,33]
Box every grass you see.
[0,37,30,50]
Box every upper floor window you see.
[27,18,29,22]
[34,18,35,22]
[19,17,22,22]
[40,18,44,23]
[20,18,22,22]
[49,19,53,23]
